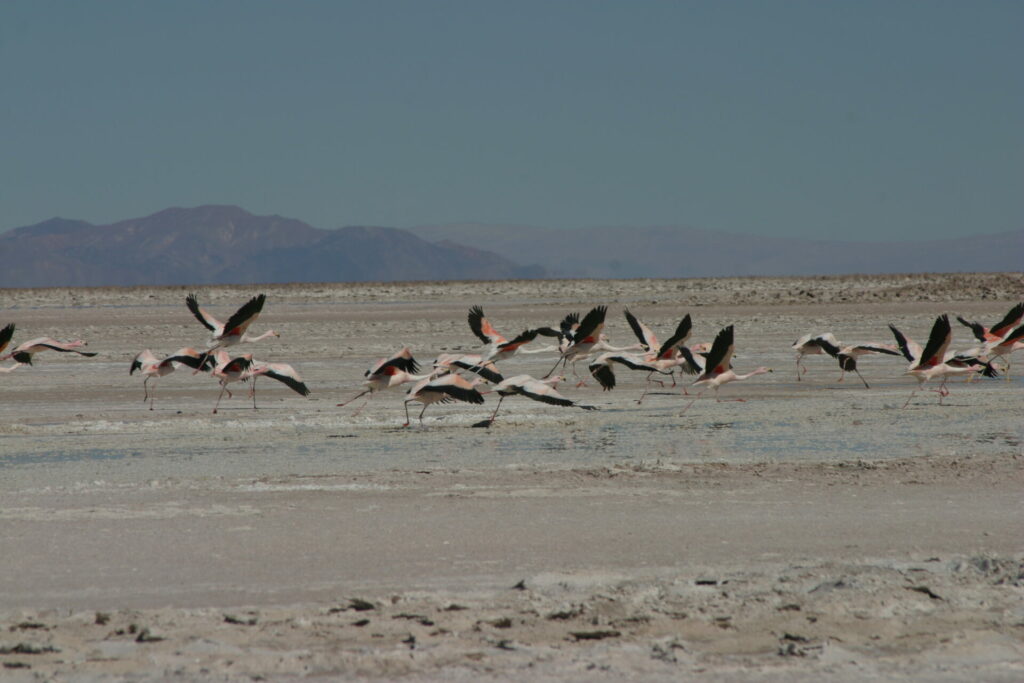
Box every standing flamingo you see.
[337,347,435,413]
[889,315,997,408]
[130,347,214,409]
[679,325,773,415]
[402,372,486,427]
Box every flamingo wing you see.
[497,328,539,352]
[220,294,266,338]
[588,358,617,390]
[468,306,505,345]
[656,314,693,359]
[573,306,608,344]
[450,359,504,384]
[186,293,222,333]
[703,325,735,375]
[0,323,14,355]
[422,375,486,405]
[624,309,658,352]
[888,324,919,362]
[990,301,1024,339]
[165,348,214,372]
[677,346,704,375]
[516,380,575,407]
[130,349,157,375]
[849,343,901,356]
[259,363,311,396]
[917,315,952,368]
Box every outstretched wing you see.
[955,316,987,343]
[186,293,221,333]
[917,315,952,368]
[703,326,735,374]
[656,314,692,360]
[888,324,919,362]
[0,323,14,355]
[588,361,616,391]
[990,301,1024,339]
[221,294,266,338]
[468,306,505,345]
[260,363,311,396]
[572,306,607,344]
[624,309,657,352]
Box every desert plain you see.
[1,272,1023,682]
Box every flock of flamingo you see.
[1,295,1020,424]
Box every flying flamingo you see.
[624,309,695,389]
[956,301,1024,344]
[678,325,773,415]
[0,334,98,364]
[129,347,214,409]
[542,305,607,379]
[337,347,435,413]
[889,315,997,408]
[981,323,1024,379]
[187,293,279,368]
[791,332,839,381]
[402,372,486,427]
[210,351,309,413]
[466,306,558,364]
[588,351,698,403]
[475,372,598,427]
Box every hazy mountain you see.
[410,224,1024,278]
[0,206,543,288]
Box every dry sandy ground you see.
[1,272,1022,681]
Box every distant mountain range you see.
[1,205,1019,287]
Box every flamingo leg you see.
[902,387,918,409]
[417,404,428,426]
[403,400,413,427]
[351,394,373,417]
[542,355,567,380]
[213,383,228,414]
[854,368,870,389]
[148,378,158,410]
[251,377,258,410]
[337,389,371,408]
[679,390,705,416]
[486,395,505,426]
[142,377,151,403]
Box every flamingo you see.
[129,347,214,409]
[210,352,309,413]
[0,335,98,364]
[542,305,608,380]
[831,342,902,388]
[475,373,598,427]
[403,372,486,427]
[956,301,1024,344]
[678,325,773,415]
[982,323,1024,379]
[791,332,839,381]
[186,293,279,368]
[466,306,558,364]
[337,347,435,413]
[889,316,997,408]
[623,309,695,389]
[588,351,699,403]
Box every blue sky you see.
[2,1,1021,240]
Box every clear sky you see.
[2,1,1022,240]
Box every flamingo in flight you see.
[187,293,279,367]
[541,306,643,384]
[889,315,998,408]
[211,351,309,414]
[402,372,486,427]
[678,325,773,415]
[0,333,98,365]
[981,323,1024,379]
[337,347,435,414]
[472,370,598,427]
[792,332,839,381]
[623,309,697,390]
[466,306,558,365]
[793,333,900,388]
[129,347,214,410]
[0,323,22,373]
[588,350,700,403]
[956,301,1024,344]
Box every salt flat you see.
[1,273,1022,681]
